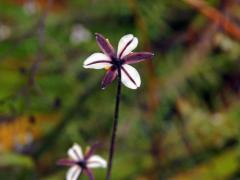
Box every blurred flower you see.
[14,131,33,152]
[57,143,106,180]
[70,24,91,45]
[0,23,11,41]
[83,33,154,89]
[23,0,38,15]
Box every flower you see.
[70,24,91,45]
[83,33,154,89]
[57,143,107,180]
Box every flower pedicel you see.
[83,33,154,180]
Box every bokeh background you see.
[0,0,240,179]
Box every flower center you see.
[77,160,87,169]
[112,57,124,68]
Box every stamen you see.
[105,66,111,70]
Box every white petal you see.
[117,34,138,58]
[66,165,82,180]
[83,53,111,69]
[87,155,107,168]
[121,64,141,89]
[68,143,84,161]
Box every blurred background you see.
[0,0,240,179]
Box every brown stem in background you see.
[127,0,162,179]
[28,0,53,87]
[0,0,53,116]
[161,0,235,96]
[128,0,159,114]
[183,0,240,40]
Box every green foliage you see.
[0,0,239,179]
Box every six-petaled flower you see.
[83,33,154,89]
[57,143,107,180]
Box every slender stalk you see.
[106,67,122,180]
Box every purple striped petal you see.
[84,169,95,180]
[121,64,141,89]
[85,143,100,160]
[101,68,117,89]
[83,53,111,69]
[95,33,115,58]
[87,155,107,168]
[67,165,82,180]
[57,159,76,166]
[117,34,138,58]
[123,52,154,64]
